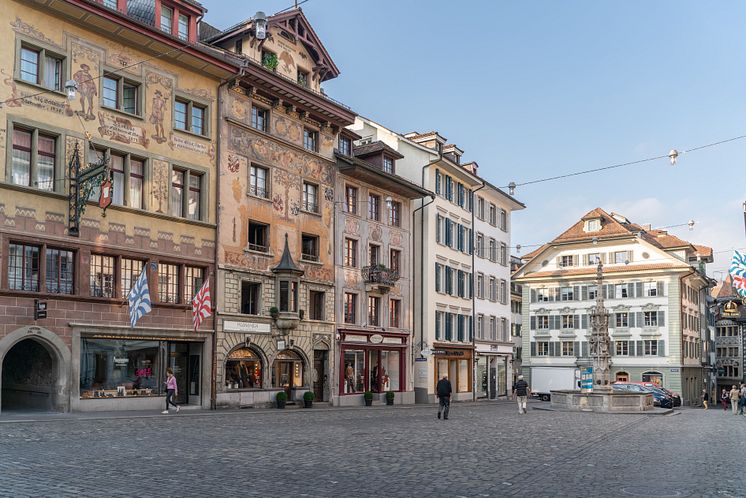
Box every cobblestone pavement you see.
[0,401,745,498]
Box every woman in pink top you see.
[162,367,179,414]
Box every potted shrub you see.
[385,391,395,406]
[262,52,279,71]
[269,306,280,320]
[303,391,314,408]
[276,391,287,409]
[363,391,373,407]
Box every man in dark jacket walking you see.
[436,374,452,420]
[514,375,529,414]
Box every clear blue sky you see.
[202,0,746,278]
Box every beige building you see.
[0,0,234,412]
[206,9,355,407]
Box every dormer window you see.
[338,136,351,156]
[297,70,309,88]
[383,155,394,174]
[585,218,601,232]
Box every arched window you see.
[642,371,663,386]
[225,348,262,389]
[272,350,303,391]
[615,371,629,382]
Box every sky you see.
[201,0,746,279]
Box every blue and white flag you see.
[128,266,152,327]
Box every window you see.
[11,127,57,191]
[303,128,318,152]
[614,251,628,264]
[560,287,574,301]
[80,338,162,398]
[368,194,380,221]
[615,341,629,356]
[390,249,401,273]
[499,208,507,231]
[120,258,143,298]
[103,0,117,8]
[445,176,453,201]
[249,164,269,198]
[345,185,358,214]
[174,98,207,136]
[368,296,380,326]
[303,182,319,213]
[588,285,598,300]
[42,248,73,295]
[500,279,507,304]
[643,340,658,356]
[160,6,173,33]
[158,263,179,303]
[560,255,575,267]
[489,239,496,262]
[490,317,497,340]
[278,280,298,312]
[187,173,202,220]
[643,311,658,327]
[476,234,484,258]
[248,221,269,252]
[251,105,268,132]
[177,14,189,41]
[383,156,394,174]
[90,255,115,297]
[309,290,325,320]
[225,347,262,389]
[615,312,628,328]
[489,204,497,226]
[102,74,140,115]
[344,293,357,324]
[19,45,64,91]
[297,69,309,87]
[169,168,202,220]
[183,266,203,303]
[344,238,358,267]
[561,341,575,356]
[369,244,380,266]
[587,219,601,231]
[476,274,484,299]
[644,281,658,297]
[389,201,401,227]
[500,243,507,266]
[239,281,261,315]
[537,342,549,356]
[91,147,145,208]
[537,316,549,329]
[489,277,497,301]
[477,197,485,220]
[338,136,351,156]
[130,158,144,209]
[435,264,442,293]
[170,169,184,218]
[435,170,441,194]
[234,38,243,54]
[614,284,628,299]
[389,299,401,328]
[561,315,575,329]
[588,253,601,265]
[9,223,45,264]
[301,234,319,262]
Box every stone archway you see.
[0,327,71,413]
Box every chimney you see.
[642,224,651,231]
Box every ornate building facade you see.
[0,0,235,412]
[206,10,355,407]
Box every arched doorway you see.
[224,347,264,390]
[272,350,304,398]
[615,371,629,382]
[1,338,57,411]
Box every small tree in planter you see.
[363,391,373,407]
[269,306,280,320]
[276,391,287,409]
[385,391,395,406]
[303,391,315,408]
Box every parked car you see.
[612,383,674,409]
[623,382,681,406]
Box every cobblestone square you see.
[1,402,744,497]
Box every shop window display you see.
[272,350,303,391]
[80,339,160,398]
[343,350,365,393]
[225,348,262,389]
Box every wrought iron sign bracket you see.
[67,143,111,237]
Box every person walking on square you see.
[514,375,529,414]
[162,367,179,414]
[436,374,452,420]
[721,388,729,412]
[728,385,740,415]
[701,389,708,410]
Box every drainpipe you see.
[470,182,485,402]
[211,73,239,410]
[677,268,696,405]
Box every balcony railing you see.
[362,265,400,287]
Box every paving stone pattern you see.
[0,402,745,497]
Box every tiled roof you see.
[404,131,447,142]
[353,141,404,159]
[712,274,736,299]
[553,208,632,243]
[521,245,547,261]
[519,263,685,280]
[693,244,713,259]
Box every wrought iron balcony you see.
[362,265,400,288]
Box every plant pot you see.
[276,400,286,409]
[386,398,394,406]
[364,398,373,406]
[303,400,313,408]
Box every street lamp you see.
[64,80,78,100]
[254,11,268,40]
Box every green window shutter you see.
[574,341,580,356]
[573,286,581,300]
[581,314,588,329]
[657,281,664,296]
[553,288,560,301]
[636,312,643,328]
[574,315,580,329]
[658,311,665,327]
[610,341,616,356]
[627,283,634,298]
[582,341,588,357]
[629,312,636,328]
[530,316,536,330]
[658,340,665,356]
[530,342,536,357]
[530,289,537,303]
[636,340,644,356]
[581,286,588,301]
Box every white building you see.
[473,183,525,399]
[514,208,712,405]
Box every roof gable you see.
[268,9,339,81]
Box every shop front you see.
[475,344,512,399]
[335,330,411,406]
[71,327,213,412]
[432,344,473,402]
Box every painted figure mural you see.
[72,63,97,120]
